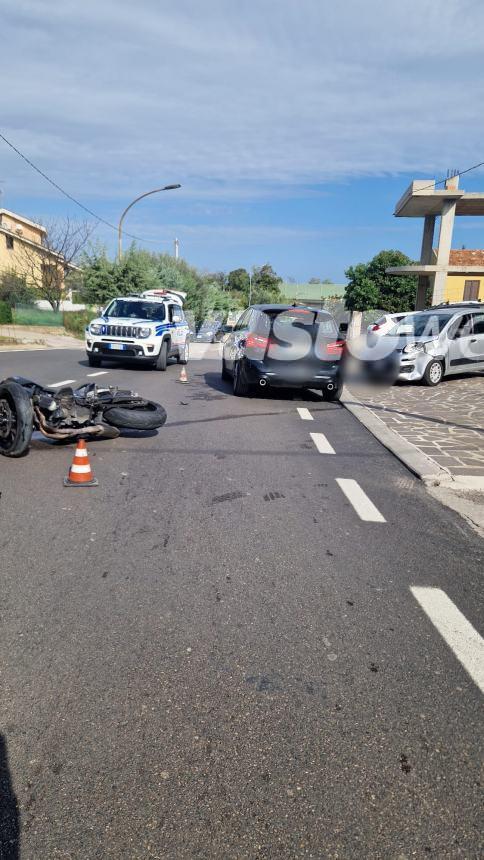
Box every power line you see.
[0,130,170,245]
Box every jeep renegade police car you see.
[85,290,190,370]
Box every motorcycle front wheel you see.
[0,381,34,457]
[102,401,167,431]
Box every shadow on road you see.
[0,734,20,860]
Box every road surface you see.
[0,348,482,859]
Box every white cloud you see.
[2,0,484,203]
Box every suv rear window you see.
[263,308,337,336]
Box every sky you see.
[2,0,484,282]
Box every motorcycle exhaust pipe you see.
[259,378,268,387]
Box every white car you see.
[85,289,190,371]
[367,312,413,337]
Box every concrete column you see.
[416,215,436,309]
[432,199,457,304]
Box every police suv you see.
[85,290,190,370]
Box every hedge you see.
[0,301,13,324]
[63,309,95,338]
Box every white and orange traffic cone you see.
[63,438,98,487]
[179,366,189,383]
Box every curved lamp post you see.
[117,184,181,260]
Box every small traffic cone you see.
[64,438,98,487]
[179,365,189,383]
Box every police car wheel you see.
[178,339,189,365]
[155,340,168,371]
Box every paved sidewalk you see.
[346,374,484,481]
[0,324,82,350]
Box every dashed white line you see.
[87,371,109,377]
[47,379,76,388]
[411,587,484,693]
[310,432,335,454]
[336,478,386,522]
[297,407,313,421]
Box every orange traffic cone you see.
[179,365,189,383]
[64,438,98,487]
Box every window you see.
[5,234,14,250]
[235,310,251,330]
[463,280,480,301]
[170,305,183,323]
[450,314,473,339]
[471,313,484,335]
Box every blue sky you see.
[2,0,484,281]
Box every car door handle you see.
[470,338,477,343]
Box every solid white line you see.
[336,478,386,522]
[297,407,313,421]
[87,371,109,377]
[411,587,484,693]
[310,432,335,454]
[47,379,76,387]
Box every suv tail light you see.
[371,324,381,332]
[326,340,345,356]
[246,334,269,351]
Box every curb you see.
[341,387,452,486]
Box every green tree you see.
[345,250,417,313]
[227,268,250,297]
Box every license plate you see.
[109,343,126,351]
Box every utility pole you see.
[174,237,179,259]
[117,184,181,260]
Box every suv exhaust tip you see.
[259,378,268,387]
[326,383,334,391]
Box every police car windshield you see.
[105,300,166,322]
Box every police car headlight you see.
[90,324,103,334]
[137,327,152,338]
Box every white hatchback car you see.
[367,312,412,337]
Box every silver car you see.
[385,302,484,385]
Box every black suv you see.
[221,304,344,398]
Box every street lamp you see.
[117,184,181,260]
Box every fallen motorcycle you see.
[0,377,167,458]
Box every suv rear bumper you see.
[243,358,341,389]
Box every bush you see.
[0,301,13,324]
[63,309,95,337]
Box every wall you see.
[444,274,484,302]
[0,213,44,244]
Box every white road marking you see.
[297,407,313,421]
[310,432,335,454]
[336,478,386,522]
[411,587,484,693]
[87,371,109,377]
[47,379,76,387]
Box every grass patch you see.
[13,305,64,326]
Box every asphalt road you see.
[0,348,483,859]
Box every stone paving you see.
[348,373,484,479]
